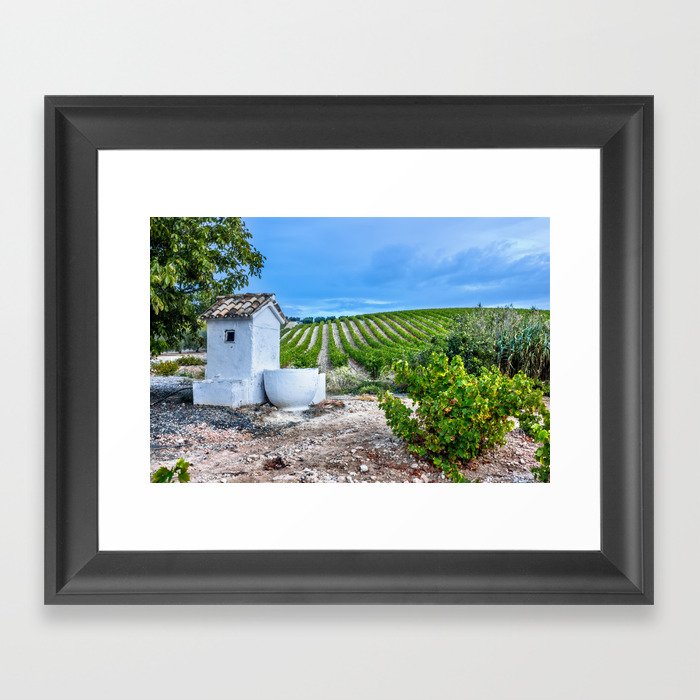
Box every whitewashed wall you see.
[205,317,254,379]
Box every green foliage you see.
[378,353,549,483]
[519,409,550,482]
[534,380,550,397]
[280,322,323,368]
[150,217,264,355]
[326,322,349,368]
[412,307,550,381]
[177,355,206,366]
[336,319,408,378]
[151,457,191,483]
[276,308,548,388]
[151,359,180,376]
[352,380,394,395]
[175,326,207,353]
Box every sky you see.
[239,217,549,318]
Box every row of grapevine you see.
[326,321,348,368]
[280,321,323,368]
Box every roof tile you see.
[199,293,287,323]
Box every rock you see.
[263,456,287,470]
[359,464,369,473]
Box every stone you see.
[359,464,369,473]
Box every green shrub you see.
[151,359,180,376]
[534,380,550,396]
[178,355,206,366]
[378,353,549,483]
[151,457,191,483]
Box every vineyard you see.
[279,307,549,380]
[280,308,456,376]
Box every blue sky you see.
[240,217,549,317]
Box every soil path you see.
[404,315,439,337]
[317,323,331,371]
[356,318,382,343]
[385,314,423,341]
[283,325,303,343]
[364,317,392,342]
[348,319,372,345]
[332,322,369,377]
[374,316,403,340]
[305,325,319,352]
[295,325,311,348]
[339,320,359,348]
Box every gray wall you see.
[1,1,698,699]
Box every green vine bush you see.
[378,354,550,483]
[178,355,206,366]
[151,359,180,376]
[151,457,191,483]
[326,322,349,368]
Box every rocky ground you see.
[150,377,541,484]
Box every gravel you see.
[150,379,543,484]
[150,376,193,404]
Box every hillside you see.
[280,307,547,377]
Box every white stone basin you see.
[264,368,319,410]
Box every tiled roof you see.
[199,293,287,323]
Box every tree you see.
[150,217,264,354]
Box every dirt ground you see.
[150,378,541,483]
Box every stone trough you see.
[264,368,324,411]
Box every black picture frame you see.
[45,96,653,604]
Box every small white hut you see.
[193,293,287,407]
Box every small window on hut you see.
[224,329,236,343]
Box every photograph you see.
[150,216,551,484]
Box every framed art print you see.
[45,96,653,603]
